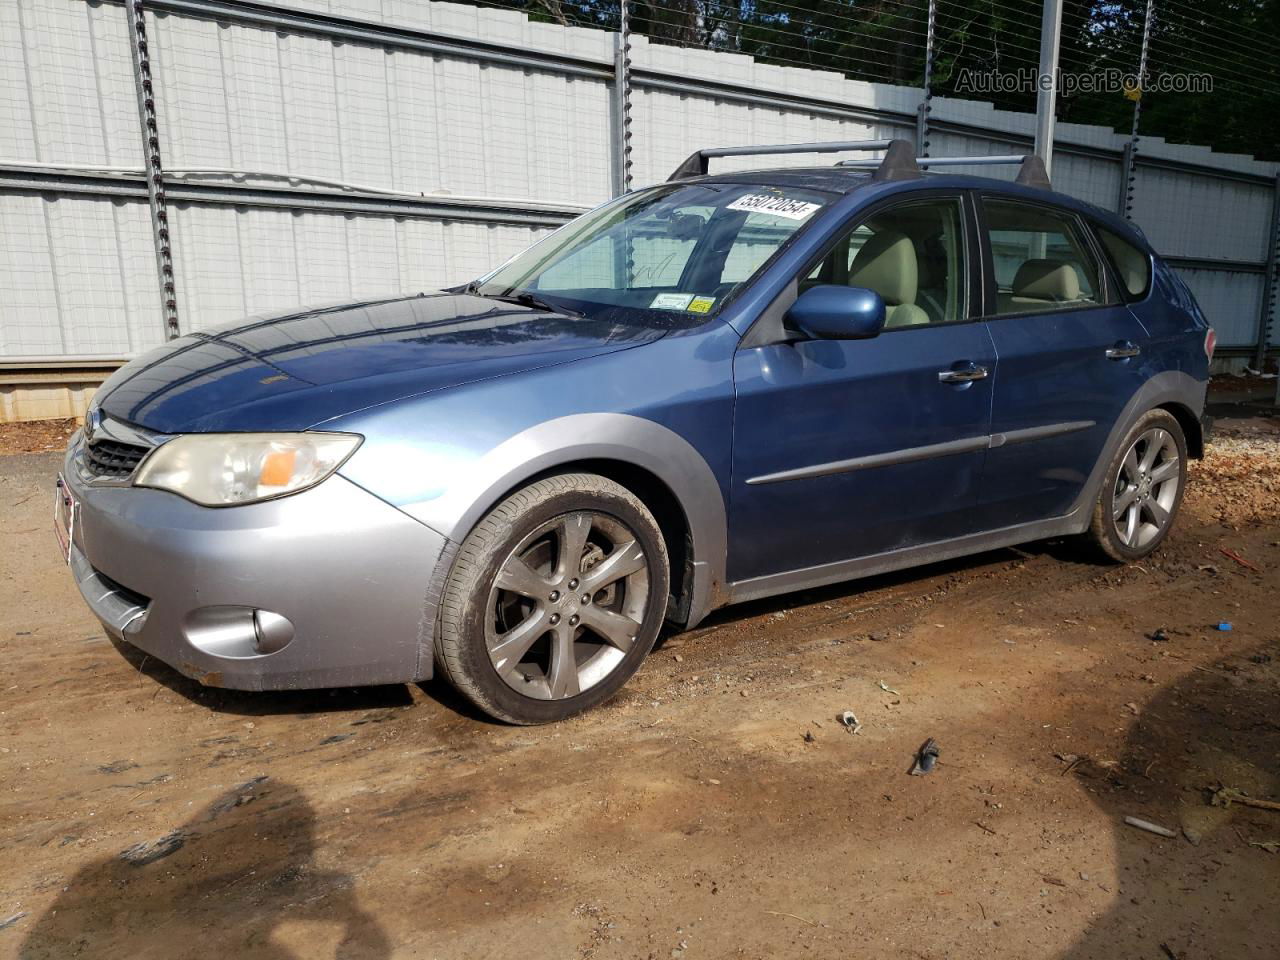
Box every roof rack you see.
[668,138,920,182]
[836,152,1052,190]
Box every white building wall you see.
[1,0,142,167]
[1177,268,1267,349]
[166,204,552,332]
[1,0,1277,374]
[0,193,162,357]
[143,5,614,206]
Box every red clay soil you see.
[0,418,78,456]
[0,416,1277,959]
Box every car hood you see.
[95,293,666,433]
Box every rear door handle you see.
[937,362,989,383]
[1106,341,1141,360]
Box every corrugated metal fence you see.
[1,0,1277,418]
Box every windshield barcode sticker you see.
[726,194,822,221]
[650,293,694,310]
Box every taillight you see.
[1204,328,1216,360]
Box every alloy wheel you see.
[1111,427,1182,549]
[485,511,650,700]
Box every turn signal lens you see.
[134,432,362,506]
[258,449,298,488]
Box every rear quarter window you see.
[1096,226,1152,299]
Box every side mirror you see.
[785,285,886,341]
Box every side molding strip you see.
[988,420,1095,448]
[746,435,988,486]
[745,421,1096,486]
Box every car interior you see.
[984,199,1103,315]
[801,200,964,326]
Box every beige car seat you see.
[848,231,930,328]
[1000,258,1083,312]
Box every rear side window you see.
[982,199,1111,316]
[1096,226,1152,299]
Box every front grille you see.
[84,438,149,479]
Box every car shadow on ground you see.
[109,639,416,717]
[16,777,391,960]
[1057,641,1280,960]
[662,536,1099,645]
[110,635,504,724]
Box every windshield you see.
[473,181,835,326]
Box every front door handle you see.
[938,362,989,384]
[1106,341,1141,360]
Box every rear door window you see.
[982,199,1113,315]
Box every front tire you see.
[1087,409,1188,562]
[436,473,669,724]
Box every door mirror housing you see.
[785,285,886,340]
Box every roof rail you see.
[837,152,1052,190]
[667,139,919,182]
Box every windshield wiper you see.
[462,282,583,317]
[491,290,581,317]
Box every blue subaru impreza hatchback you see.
[59,140,1213,723]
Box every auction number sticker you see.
[726,194,822,221]
[650,292,694,310]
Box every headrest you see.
[849,231,917,306]
[1012,259,1081,301]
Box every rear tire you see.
[436,473,669,724]
[1087,409,1187,563]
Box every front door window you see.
[805,197,967,327]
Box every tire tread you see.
[1085,409,1187,564]
[436,473,666,724]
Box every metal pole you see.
[125,0,180,340]
[1033,0,1064,177]
[612,0,634,197]
[915,0,937,157]
[1121,0,1156,221]
[1257,173,1280,371]
[1116,141,1135,217]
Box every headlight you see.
[134,432,362,506]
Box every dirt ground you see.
[1,413,1278,960]
[0,419,78,457]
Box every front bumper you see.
[62,439,449,690]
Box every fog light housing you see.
[183,607,295,659]
[253,610,294,654]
